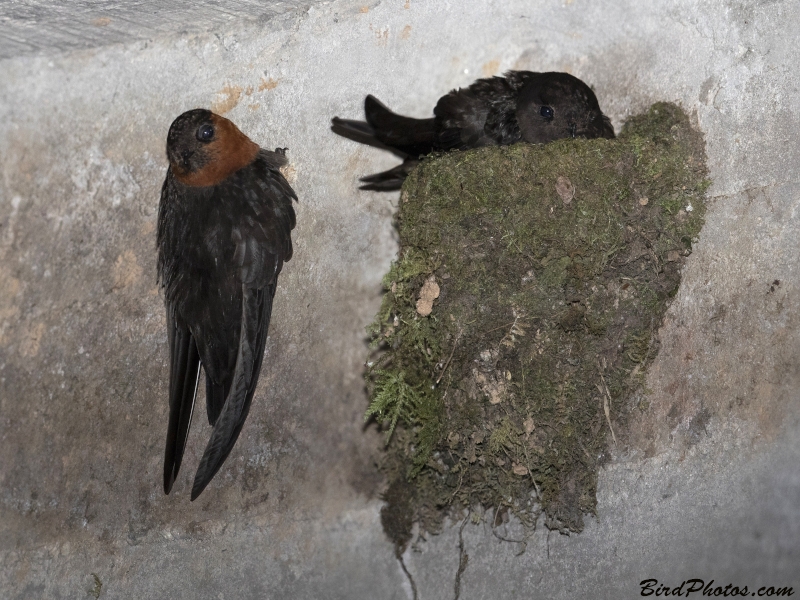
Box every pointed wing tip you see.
[190,435,236,501]
[331,119,372,138]
[329,122,348,137]
[190,472,211,501]
[358,172,406,191]
[358,183,404,192]
[163,452,177,493]
[364,94,385,110]
[163,472,175,495]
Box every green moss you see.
[367,103,708,544]
[88,574,102,599]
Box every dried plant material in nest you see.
[555,175,575,204]
[366,103,709,547]
[416,275,440,316]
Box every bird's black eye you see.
[196,124,215,142]
[540,106,554,119]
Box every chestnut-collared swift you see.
[331,71,615,190]
[157,109,297,500]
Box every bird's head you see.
[516,73,615,144]
[166,109,259,187]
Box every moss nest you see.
[366,103,709,548]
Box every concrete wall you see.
[1,0,798,598]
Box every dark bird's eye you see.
[196,124,215,142]
[540,106,554,119]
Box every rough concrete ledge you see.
[0,0,322,60]
[1,0,798,598]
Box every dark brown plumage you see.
[157,109,297,500]
[331,71,615,191]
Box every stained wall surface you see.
[0,0,321,59]
[0,1,798,598]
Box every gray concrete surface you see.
[1,0,798,598]
[0,0,322,60]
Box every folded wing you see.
[163,311,202,494]
[190,155,295,500]
[191,283,275,500]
